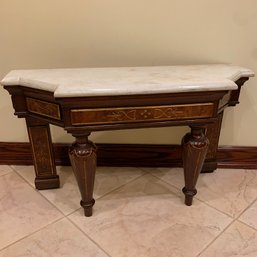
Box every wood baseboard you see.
[0,142,256,169]
[217,146,257,169]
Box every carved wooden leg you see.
[69,133,97,217]
[202,112,223,173]
[182,126,209,206]
[26,117,60,190]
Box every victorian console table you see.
[1,65,254,217]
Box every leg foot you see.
[182,126,209,206]
[182,187,197,206]
[201,161,217,173]
[35,176,60,190]
[69,133,97,217]
[80,199,95,217]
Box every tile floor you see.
[1,165,257,256]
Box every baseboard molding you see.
[217,146,257,169]
[0,142,257,169]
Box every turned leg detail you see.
[69,134,97,217]
[182,126,209,206]
[26,117,60,190]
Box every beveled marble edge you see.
[1,77,59,92]
[55,79,238,97]
[1,65,254,97]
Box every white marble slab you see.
[1,65,254,97]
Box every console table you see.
[1,65,254,217]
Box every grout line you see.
[148,168,235,216]
[66,207,81,216]
[10,165,148,217]
[148,168,257,220]
[147,167,257,256]
[192,197,235,218]
[234,197,257,231]
[0,216,65,252]
[0,171,12,176]
[95,172,149,201]
[237,194,257,220]
[147,172,184,197]
[237,219,257,232]
[196,218,236,257]
[66,216,112,257]
[197,199,257,257]
[148,168,182,190]
[129,167,242,222]
[8,165,257,256]
[35,193,69,216]
[196,169,257,256]
[0,172,12,179]
[153,168,257,252]
[0,168,13,178]
[11,164,251,220]
[2,167,109,254]
[63,170,184,257]
[9,165,68,216]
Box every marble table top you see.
[1,65,254,97]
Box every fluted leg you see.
[182,126,209,206]
[69,133,97,217]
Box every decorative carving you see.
[28,126,55,176]
[26,97,61,120]
[182,126,209,206]
[26,118,59,190]
[153,108,184,118]
[71,103,214,125]
[69,137,97,217]
[205,112,224,160]
[107,110,137,121]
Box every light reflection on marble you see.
[1,65,254,97]
[69,174,232,257]
[0,172,63,250]
[12,165,146,215]
[199,221,257,257]
[0,218,109,257]
[147,168,257,218]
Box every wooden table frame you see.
[4,77,249,217]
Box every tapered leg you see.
[69,133,97,217]
[26,117,60,190]
[182,126,209,206]
[202,112,223,173]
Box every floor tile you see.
[0,172,63,250]
[12,165,145,215]
[239,198,257,230]
[199,221,257,257]
[0,218,108,257]
[147,168,257,218]
[0,166,13,177]
[144,167,182,187]
[69,174,232,257]
[11,165,39,187]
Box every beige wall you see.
[0,0,256,145]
